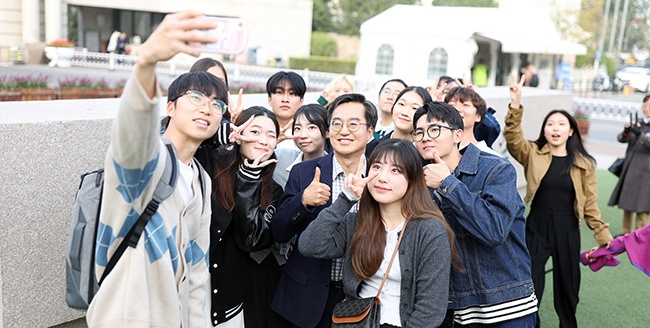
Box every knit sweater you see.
[299,193,451,327]
[86,78,211,327]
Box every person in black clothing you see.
[195,106,284,327]
[116,32,129,54]
[504,76,613,328]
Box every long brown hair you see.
[350,139,460,279]
[212,106,279,212]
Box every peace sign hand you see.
[344,155,379,200]
[229,115,257,143]
[509,74,526,109]
[245,151,278,169]
[277,119,295,144]
[426,77,448,101]
[229,88,245,124]
[455,74,474,90]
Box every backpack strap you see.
[99,142,178,285]
[192,157,208,214]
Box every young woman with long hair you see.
[503,76,613,328]
[366,86,431,155]
[195,106,285,327]
[299,139,459,327]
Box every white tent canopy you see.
[356,4,586,86]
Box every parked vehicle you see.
[614,66,650,92]
[593,69,611,91]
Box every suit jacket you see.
[271,153,335,328]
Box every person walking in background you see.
[608,95,650,234]
[106,30,121,53]
[116,32,129,54]
[504,75,613,328]
[86,11,221,327]
[521,62,539,87]
[300,139,458,327]
[471,58,488,87]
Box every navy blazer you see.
[271,153,336,328]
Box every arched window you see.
[375,44,394,75]
[427,48,448,79]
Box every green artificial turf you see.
[536,169,650,327]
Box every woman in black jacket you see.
[196,106,284,327]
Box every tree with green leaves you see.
[67,6,79,44]
[331,0,497,35]
[313,0,335,32]
[580,0,650,53]
[333,0,419,35]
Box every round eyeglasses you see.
[330,118,370,133]
[410,124,455,142]
[171,90,228,114]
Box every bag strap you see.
[375,217,409,299]
[99,142,178,285]
[192,157,208,214]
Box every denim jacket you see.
[432,144,534,309]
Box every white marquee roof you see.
[360,5,587,55]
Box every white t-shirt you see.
[359,222,403,326]
[177,159,195,205]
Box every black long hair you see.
[390,86,433,114]
[533,109,595,174]
[190,58,229,86]
[213,106,279,212]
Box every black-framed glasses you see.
[410,124,455,142]
[171,90,228,114]
[330,118,369,132]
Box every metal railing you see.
[69,50,376,91]
[573,97,639,121]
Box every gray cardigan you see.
[298,193,451,327]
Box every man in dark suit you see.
[271,93,377,328]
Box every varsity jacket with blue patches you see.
[86,78,211,328]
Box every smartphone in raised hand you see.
[192,16,248,54]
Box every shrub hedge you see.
[289,56,357,74]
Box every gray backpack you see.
[65,143,181,310]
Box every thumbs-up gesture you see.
[344,155,379,199]
[302,167,331,207]
[423,152,451,189]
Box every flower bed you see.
[0,74,127,101]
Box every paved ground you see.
[584,139,626,170]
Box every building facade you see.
[1,0,313,64]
